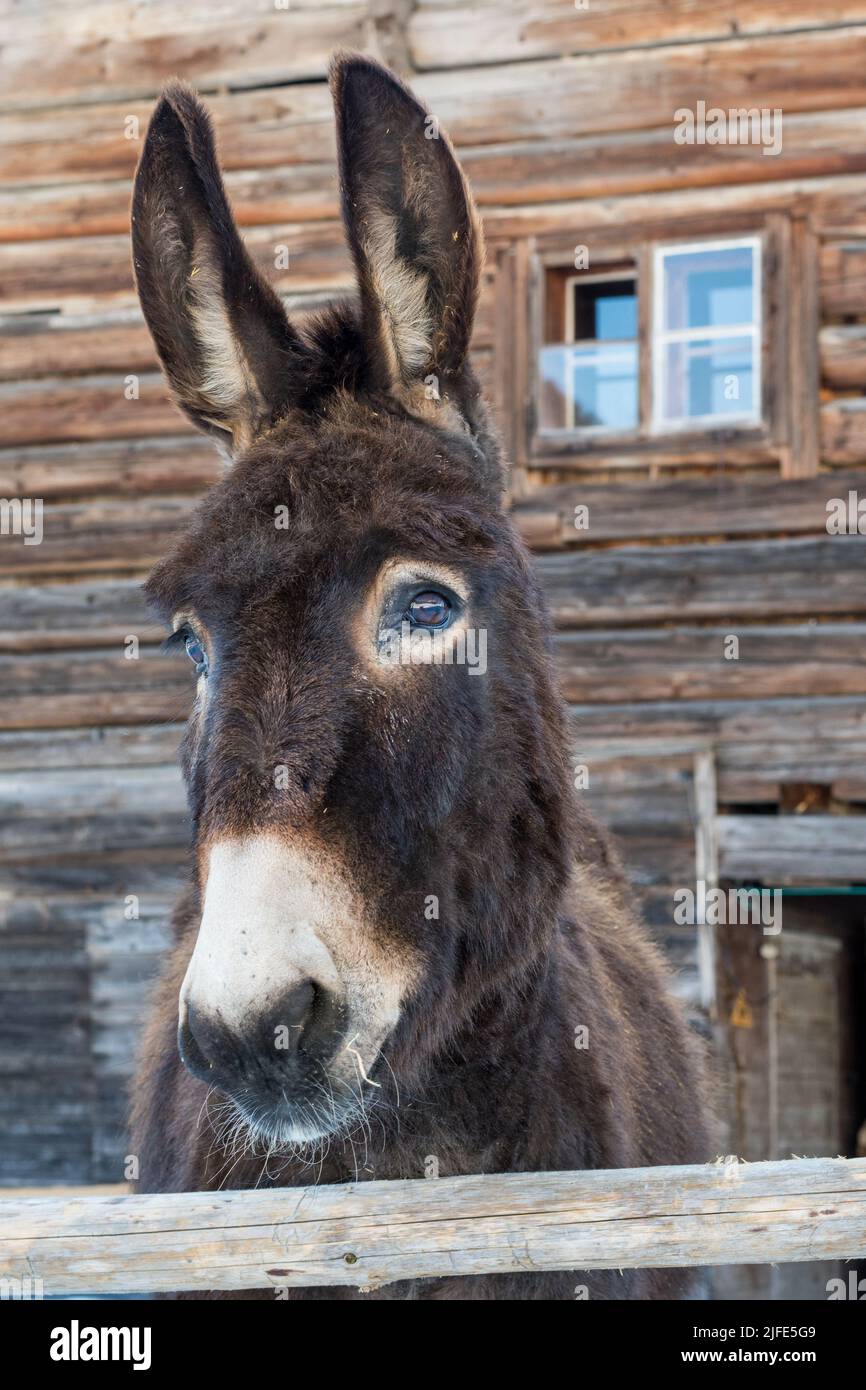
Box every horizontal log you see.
[820,238,866,318]
[409,0,866,69]
[10,111,866,244]
[6,172,866,319]
[578,735,866,804]
[513,469,866,549]
[0,4,370,110]
[0,849,188,899]
[820,326,866,390]
[0,373,184,448]
[0,647,193,730]
[0,764,187,860]
[0,221,350,314]
[0,723,183,772]
[0,498,192,576]
[0,579,155,652]
[569,694,866,752]
[538,536,866,627]
[821,398,866,465]
[556,623,866,703]
[0,436,217,500]
[484,171,866,244]
[1,1157,863,1293]
[717,813,866,881]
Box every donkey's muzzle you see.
[178,980,347,1099]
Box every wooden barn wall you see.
[1,1,866,1188]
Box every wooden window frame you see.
[520,212,794,471]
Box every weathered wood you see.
[0,579,156,652]
[556,623,866,702]
[571,689,866,735]
[539,537,866,627]
[785,218,820,478]
[820,326,866,390]
[409,1,866,69]
[1,1158,863,1293]
[820,238,866,317]
[821,397,866,465]
[0,373,182,448]
[0,723,183,771]
[485,172,866,244]
[0,436,217,500]
[0,647,193,730]
[0,498,192,576]
[717,813,866,881]
[513,470,866,549]
[0,764,187,860]
[11,112,866,244]
[0,3,371,110]
[0,222,350,314]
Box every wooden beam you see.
[538,536,866,627]
[556,623,866,702]
[820,326,866,390]
[568,694,866,746]
[408,1,866,70]
[822,398,866,465]
[717,813,866,882]
[2,1158,863,1294]
[785,218,820,478]
[0,3,370,111]
[513,470,866,549]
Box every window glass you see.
[655,240,760,428]
[540,271,638,432]
[540,343,638,431]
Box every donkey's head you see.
[134,56,574,1149]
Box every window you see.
[652,238,761,431]
[532,232,767,454]
[539,269,638,432]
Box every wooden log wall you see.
[2,1,866,1187]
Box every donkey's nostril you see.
[270,979,345,1065]
[178,1005,216,1084]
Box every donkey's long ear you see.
[132,81,304,455]
[330,54,483,400]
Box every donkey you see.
[130,53,712,1299]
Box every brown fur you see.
[129,53,713,1300]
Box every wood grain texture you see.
[717,813,866,880]
[1,1158,863,1293]
[513,470,866,549]
[538,536,866,627]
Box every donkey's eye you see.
[184,633,209,676]
[407,591,452,629]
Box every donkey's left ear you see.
[330,53,483,401]
[132,80,304,457]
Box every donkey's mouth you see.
[213,1075,372,1152]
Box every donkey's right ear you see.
[132,81,304,456]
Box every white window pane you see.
[662,245,755,332]
[661,336,755,422]
[539,343,638,430]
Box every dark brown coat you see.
[129,53,712,1300]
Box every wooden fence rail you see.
[1,1157,865,1295]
